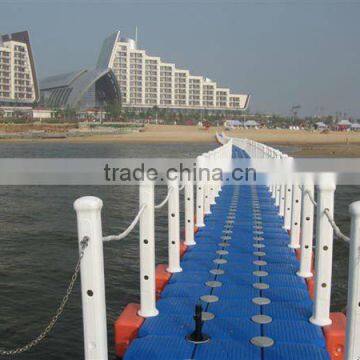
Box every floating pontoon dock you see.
[69,134,359,360]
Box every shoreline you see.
[0,125,360,157]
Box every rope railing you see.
[102,204,146,242]
[305,189,318,207]
[303,188,350,242]
[154,187,173,209]
[323,208,350,242]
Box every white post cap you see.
[74,196,103,211]
[349,201,360,216]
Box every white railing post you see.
[209,151,216,206]
[196,155,205,227]
[74,196,108,360]
[345,201,360,360]
[214,149,221,197]
[297,182,315,278]
[167,171,182,273]
[227,139,233,174]
[184,176,196,246]
[289,184,302,248]
[204,154,212,215]
[275,185,281,207]
[279,185,286,216]
[310,177,336,326]
[284,185,293,230]
[138,179,158,317]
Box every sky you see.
[1,0,359,117]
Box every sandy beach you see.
[1,124,360,156]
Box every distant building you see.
[351,123,360,131]
[224,119,242,128]
[315,121,327,130]
[40,68,121,110]
[337,119,352,131]
[97,31,250,112]
[244,120,258,128]
[0,31,39,106]
[32,108,55,120]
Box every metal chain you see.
[323,208,350,243]
[0,236,89,356]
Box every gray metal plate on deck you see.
[205,280,222,288]
[213,258,227,264]
[253,243,265,248]
[210,269,225,275]
[253,251,266,257]
[200,295,219,303]
[251,314,272,324]
[250,336,274,348]
[253,282,270,290]
[202,312,215,321]
[216,250,229,255]
[252,297,271,305]
[253,270,269,277]
[218,242,230,247]
[254,236,264,241]
[253,260,267,266]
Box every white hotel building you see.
[97,31,250,112]
[0,31,39,106]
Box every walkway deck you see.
[124,145,330,359]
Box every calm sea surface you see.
[0,142,355,359]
